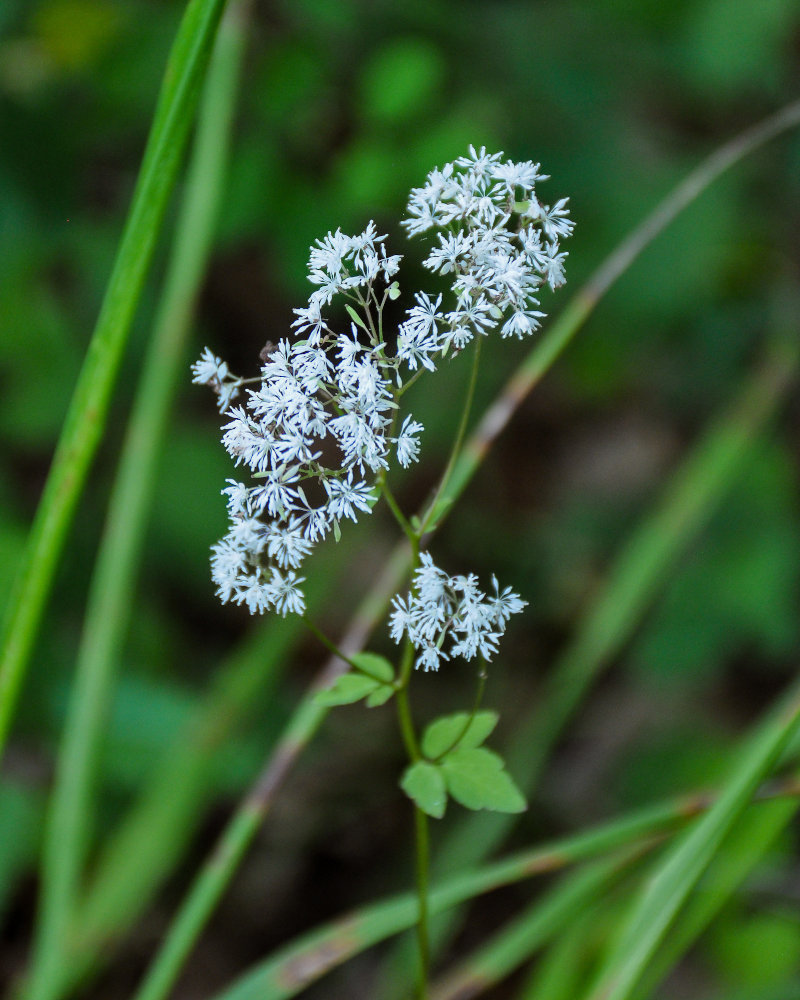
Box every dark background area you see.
[2,0,800,996]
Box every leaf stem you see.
[301,615,359,671]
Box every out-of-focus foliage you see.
[1,0,799,996]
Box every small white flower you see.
[221,479,249,516]
[266,567,306,617]
[538,198,574,240]
[488,577,528,627]
[266,517,313,569]
[234,572,271,615]
[455,145,504,183]
[417,644,445,672]
[211,536,248,602]
[395,416,424,468]
[323,473,374,523]
[191,347,228,385]
[491,159,545,195]
[293,488,332,542]
[389,554,526,669]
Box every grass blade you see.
[632,795,799,1000]
[0,0,229,760]
[21,9,242,1000]
[429,856,635,1000]
[204,777,800,1000]
[583,681,800,1000]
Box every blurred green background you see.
[1,0,800,997]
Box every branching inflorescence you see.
[192,145,572,665]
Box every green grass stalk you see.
[203,777,800,1000]
[630,796,799,1000]
[22,10,244,1000]
[584,681,800,1000]
[429,855,638,1000]
[0,0,230,760]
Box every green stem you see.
[0,0,230,762]
[414,805,432,1000]
[396,681,421,761]
[392,534,428,996]
[301,615,360,670]
[381,480,416,543]
[419,335,482,536]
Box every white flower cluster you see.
[398,145,573,364]
[389,553,527,671]
[193,148,570,618]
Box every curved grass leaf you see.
[19,9,242,1000]
[203,779,800,1000]
[582,680,800,1000]
[0,0,230,761]
[430,856,634,1000]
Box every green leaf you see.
[315,673,379,707]
[344,304,368,332]
[422,711,499,759]
[441,748,526,814]
[350,651,394,683]
[365,685,395,708]
[400,761,447,819]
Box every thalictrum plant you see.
[4,2,800,998]
[192,145,573,993]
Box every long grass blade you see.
[204,778,800,1000]
[582,680,800,1000]
[631,795,799,1000]
[21,9,243,1000]
[0,0,229,759]
[517,907,601,1000]
[429,856,636,1000]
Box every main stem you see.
[413,804,431,999]
[391,341,485,997]
[396,668,431,1000]
[392,526,431,999]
